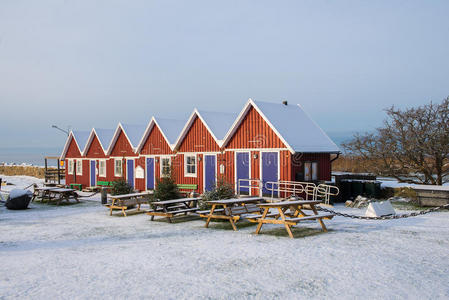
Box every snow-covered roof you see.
[107,123,146,155]
[136,117,186,152]
[60,130,90,159]
[82,128,115,155]
[174,109,237,149]
[222,99,340,154]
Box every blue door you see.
[236,152,250,194]
[262,152,278,196]
[127,159,134,188]
[204,155,216,192]
[90,160,96,187]
[146,158,155,190]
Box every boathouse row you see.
[60,99,340,195]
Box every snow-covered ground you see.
[0,175,448,299]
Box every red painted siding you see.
[173,153,205,193]
[85,135,107,158]
[105,158,118,182]
[110,130,137,157]
[226,106,287,149]
[178,116,220,153]
[250,151,260,195]
[174,115,221,193]
[64,138,85,187]
[66,138,82,158]
[218,151,234,189]
[291,153,331,181]
[140,125,173,155]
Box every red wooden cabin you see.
[172,109,236,193]
[106,123,146,190]
[221,99,340,196]
[83,128,115,187]
[135,117,185,191]
[60,130,90,188]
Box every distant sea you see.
[0,147,62,167]
[0,133,354,167]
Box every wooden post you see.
[44,158,48,183]
[57,159,61,184]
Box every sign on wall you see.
[135,166,144,179]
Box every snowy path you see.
[0,175,448,299]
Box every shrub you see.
[199,178,235,209]
[111,179,133,195]
[154,169,180,201]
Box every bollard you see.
[101,187,108,205]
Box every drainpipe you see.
[330,153,340,163]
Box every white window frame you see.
[114,159,123,177]
[160,157,171,177]
[76,159,83,175]
[99,160,106,177]
[184,154,197,177]
[67,159,74,175]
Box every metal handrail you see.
[314,184,340,205]
[237,178,262,197]
[264,180,317,200]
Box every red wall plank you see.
[226,106,287,149]
[178,116,220,153]
[85,135,107,158]
[140,125,173,155]
[110,130,137,157]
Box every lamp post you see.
[51,125,70,136]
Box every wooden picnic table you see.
[32,186,58,202]
[198,197,265,231]
[107,191,153,216]
[46,188,79,205]
[248,200,335,238]
[146,197,200,223]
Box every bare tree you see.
[344,97,449,185]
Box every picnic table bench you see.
[32,186,57,202]
[32,187,80,205]
[106,191,153,216]
[146,197,200,222]
[248,200,335,238]
[198,197,265,231]
[33,187,79,205]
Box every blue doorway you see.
[127,159,134,188]
[90,160,96,187]
[204,155,216,192]
[236,152,250,194]
[261,152,278,196]
[146,158,155,190]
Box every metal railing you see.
[264,180,317,200]
[237,178,262,197]
[314,184,340,205]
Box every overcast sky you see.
[0,0,448,148]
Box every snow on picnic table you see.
[0,176,448,299]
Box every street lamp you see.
[52,125,70,136]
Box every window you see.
[161,157,171,177]
[76,160,82,175]
[304,162,318,181]
[185,155,197,177]
[67,159,74,175]
[99,160,106,177]
[312,162,318,181]
[114,159,122,177]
